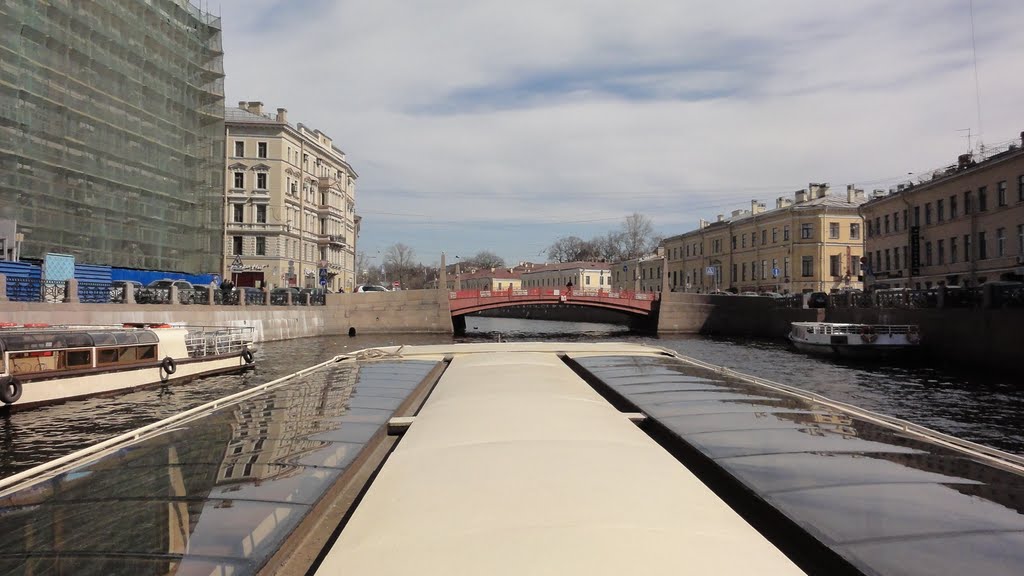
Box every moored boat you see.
[789,321,920,358]
[0,323,256,410]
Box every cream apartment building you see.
[456,268,523,291]
[611,251,665,292]
[224,102,358,291]
[520,262,612,291]
[861,139,1024,288]
[664,184,866,294]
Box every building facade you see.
[224,102,358,291]
[664,184,866,294]
[457,268,522,291]
[0,0,226,272]
[611,251,664,292]
[520,261,612,291]
[861,140,1024,288]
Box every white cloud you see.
[218,0,1024,264]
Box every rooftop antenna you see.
[969,0,985,155]
[957,128,973,155]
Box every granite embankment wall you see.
[0,290,452,342]
[656,292,1018,374]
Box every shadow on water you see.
[1,319,1022,479]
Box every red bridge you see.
[448,288,659,317]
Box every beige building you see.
[861,140,1024,288]
[224,102,358,291]
[611,251,665,292]
[520,262,612,291]
[457,268,523,291]
[664,184,866,294]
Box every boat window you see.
[113,332,141,345]
[137,345,156,361]
[65,350,91,368]
[96,348,118,365]
[89,332,118,346]
[8,351,58,374]
[118,347,137,363]
[136,332,159,345]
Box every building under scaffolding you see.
[0,0,226,273]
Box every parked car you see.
[356,284,389,292]
[739,291,759,297]
[110,280,143,303]
[807,291,829,308]
[146,279,196,304]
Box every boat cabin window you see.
[66,350,91,368]
[97,348,118,365]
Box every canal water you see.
[1,316,1021,478]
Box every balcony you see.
[317,234,347,247]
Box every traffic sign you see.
[772,267,780,278]
[230,254,243,272]
[392,280,400,288]
[318,267,328,287]
[705,266,715,276]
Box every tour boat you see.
[0,342,1021,576]
[0,323,256,410]
[789,321,920,358]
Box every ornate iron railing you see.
[7,278,41,302]
[245,290,265,306]
[270,292,289,306]
[78,281,112,303]
[41,280,66,303]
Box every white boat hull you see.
[788,322,920,359]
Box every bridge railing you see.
[449,288,660,301]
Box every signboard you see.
[705,266,715,276]
[772,267,780,278]
[910,226,921,275]
[623,265,628,272]
[318,268,328,287]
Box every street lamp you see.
[455,255,462,291]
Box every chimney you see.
[809,182,829,198]
[716,214,724,223]
[776,197,793,209]
[795,189,808,203]
[847,184,856,203]
[957,153,971,170]
[245,101,264,116]
[276,108,288,123]
[699,218,708,229]
[751,200,766,215]
[237,101,247,110]
[731,209,743,217]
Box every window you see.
[996,228,1005,257]
[875,217,881,235]
[801,224,812,239]
[772,258,778,277]
[913,206,920,226]
[937,199,944,222]
[852,255,861,276]
[232,204,243,222]
[902,209,908,229]
[686,245,690,257]
[232,236,242,255]
[867,220,873,237]
[760,260,766,280]
[233,172,244,189]
[979,231,987,259]
[784,256,790,278]
[801,256,813,277]
[257,142,267,158]
[731,236,736,250]
[978,186,987,211]
[1019,225,1024,256]
[830,254,841,276]
[950,195,958,218]
[741,262,747,281]
[924,242,932,266]
[732,264,737,282]
[964,190,973,214]
[924,203,932,225]
[585,276,591,285]
[951,236,958,263]
[234,141,244,157]
[256,205,266,223]
[964,234,972,261]
[893,211,900,232]
[751,232,756,246]
[772,228,778,243]
[850,223,860,239]
[937,239,945,265]
[761,230,767,245]
[783,226,790,241]
[883,216,889,234]
[893,247,900,270]
[741,235,746,248]
[256,173,267,190]
[1019,175,1024,202]
[884,249,891,271]
[998,181,1007,206]
[830,222,840,239]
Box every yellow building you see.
[520,262,612,291]
[458,268,523,291]
[861,141,1024,288]
[224,102,358,291]
[664,184,866,294]
[611,251,664,292]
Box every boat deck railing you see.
[794,322,919,336]
[184,325,255,357]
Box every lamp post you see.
[455,255,462,290]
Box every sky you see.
[214,0,1024,267]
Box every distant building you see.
[0,0,226,273]
[611,250,664,292]
[224,102,358,291]
[458,268,523,291]
[861,137,1024,288]
[520,261,612,291]
[664,184,866,294]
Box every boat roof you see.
[0,343,1020,575]
[0,327,159,353]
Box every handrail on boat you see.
[0,353,352,495]
[669,351,1024,473]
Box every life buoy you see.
[161,356,177,376]
[907,326,921,344]
[0,376,22,404]
[241,348,254,364]
[860,325,878,344]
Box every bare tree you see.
[384,243,416,288]
[620,213,656,259]
[461,250,505,270]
